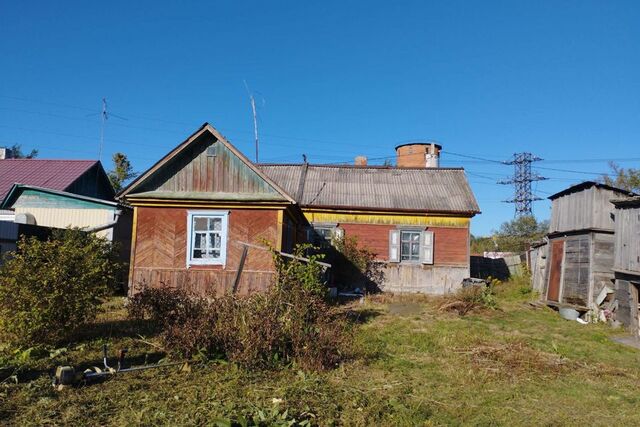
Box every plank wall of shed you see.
[614,206,640,274]
[544,232,615,307]
[130,206,280,296]
[135,133,280,196]
[549,186,619,233]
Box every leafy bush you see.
[0,229,120,347]
[128,245,352,370]
[326,235,385,293]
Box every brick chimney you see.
[355,155,368,167]
[395,142,441,168]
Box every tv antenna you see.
[87,98,127,162]
[244,81,262,163]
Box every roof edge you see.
[548,181,636,200]
[1,184,122,210]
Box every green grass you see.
[2,283,640,426]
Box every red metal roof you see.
[0,159,100,200]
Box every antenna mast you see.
[244,80,260,163]
[250,94,259,163]
[99,98,108,162]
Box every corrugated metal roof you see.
[0,159,99,201]
[258,164,480,214]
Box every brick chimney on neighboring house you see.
[354,155,368,167]
[395,142,441,168]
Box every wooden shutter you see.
[389,229,400,262]
[420,230,434,264]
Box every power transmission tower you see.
[498,153,547,217]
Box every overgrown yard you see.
[2,284,640,426]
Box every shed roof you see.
[548,181,635,200]
[258,164,480,214]
[0,159,104,201]
[611,196,640,208]
[0,184,121,210]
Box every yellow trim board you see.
[304,211,470,227]
[127,207,138,289]
[276,210,284,251]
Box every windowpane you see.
[194,217,208,231]
[189,213,227,264]
[400,231,420,261]
[209,218,222,231]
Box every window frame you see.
[400,230,422,263]
[389,227,435,265]
[186,210,229,267]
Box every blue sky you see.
[1,1,639,235]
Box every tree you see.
[108,152,138,192]
[601,162,640,193]
[8,143,38,159]
[493,215,548,253]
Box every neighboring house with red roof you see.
[0,157,131,278]
[0,159,114,202]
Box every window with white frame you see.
[400,230,421,261]
[389,228,434,264]
[187,211,229,266]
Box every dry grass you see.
[3,282,640,425]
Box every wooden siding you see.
[615,278,640,336]
[614,206,640,274]
[591,232,615,299]
[549,186,619,233]
[13,206,115,239]
[381,264,468,294]
[135,133,280,196]
[561,235,590,306]
[130,206,279,295]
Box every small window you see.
[400,230,421,262]
[389,229,434,264]
[187,211,228,266]
[307,223,342,247]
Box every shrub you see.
[438,284,498,316]
[326,235,385,293]
[128,245,352,370]
[0,229,120,347]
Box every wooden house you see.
[544,182,634,309]
[119,124,308,296]
[611,196,640,335]
[260,159,480,294]
[120,124,480,296]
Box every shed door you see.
[547,240,564,302]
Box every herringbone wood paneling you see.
[131,207,279,295]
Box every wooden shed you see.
[612,196,640,335]
[544,182,634,309]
